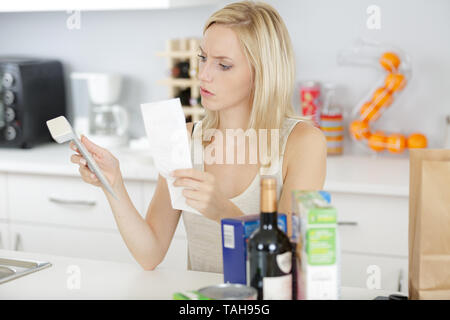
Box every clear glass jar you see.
[320,83,344,155]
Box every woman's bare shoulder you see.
[282,120,327,188]
[285,120,327,161]
[289,120,325,143]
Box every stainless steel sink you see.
[0,257,52,284]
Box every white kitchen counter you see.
[0,142,159,181]
[0,249,398,300]
[0,142,409,196]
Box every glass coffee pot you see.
[71,72,129,148]
[91,104,128,137]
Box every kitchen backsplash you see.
[0,0,448,149]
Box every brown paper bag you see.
[409,149,450,299]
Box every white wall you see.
[0,5,220,138]
[262,0,450,151]
[0,0,448,149]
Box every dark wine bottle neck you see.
[260,211,278,230]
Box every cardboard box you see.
[292,191,340,300]
[221,213,287,285]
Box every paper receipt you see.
[140,98,200,215]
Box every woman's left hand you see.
[171,168,240,222]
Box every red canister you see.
[300,81,321,127]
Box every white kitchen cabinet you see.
[0,222,11,250]
[341,252,408,294]
[0,0,221,12]
[0,145,413,282]
[9,222,137,264]
[0,174,8,250]
[323,153,410,294]
[8,221,187,270]
[7,173,142,231]
[0,144,184,268]
[331,191,408,257]
[328,190,409,293]
[5,173,186,270]
[0,173,7,220]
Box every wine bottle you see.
[247,176,293,300]
[176,88,191,106]
[171,61,190,79]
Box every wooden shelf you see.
[183,106,205,116]
[158,37,205,122]
[157,78,200,87]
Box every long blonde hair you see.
[198,1,309,166]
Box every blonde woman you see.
[69,1,326,273]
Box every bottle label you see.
[276,251,292,274]
[263,274,292,300]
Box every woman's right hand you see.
[69,135,122,189]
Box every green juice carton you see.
[292,190,340,300]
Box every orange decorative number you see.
[338,39,427,154]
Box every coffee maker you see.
[70,72,129,148]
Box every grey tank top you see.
[182,117,303,273]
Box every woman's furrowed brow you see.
[199,45,233,61]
